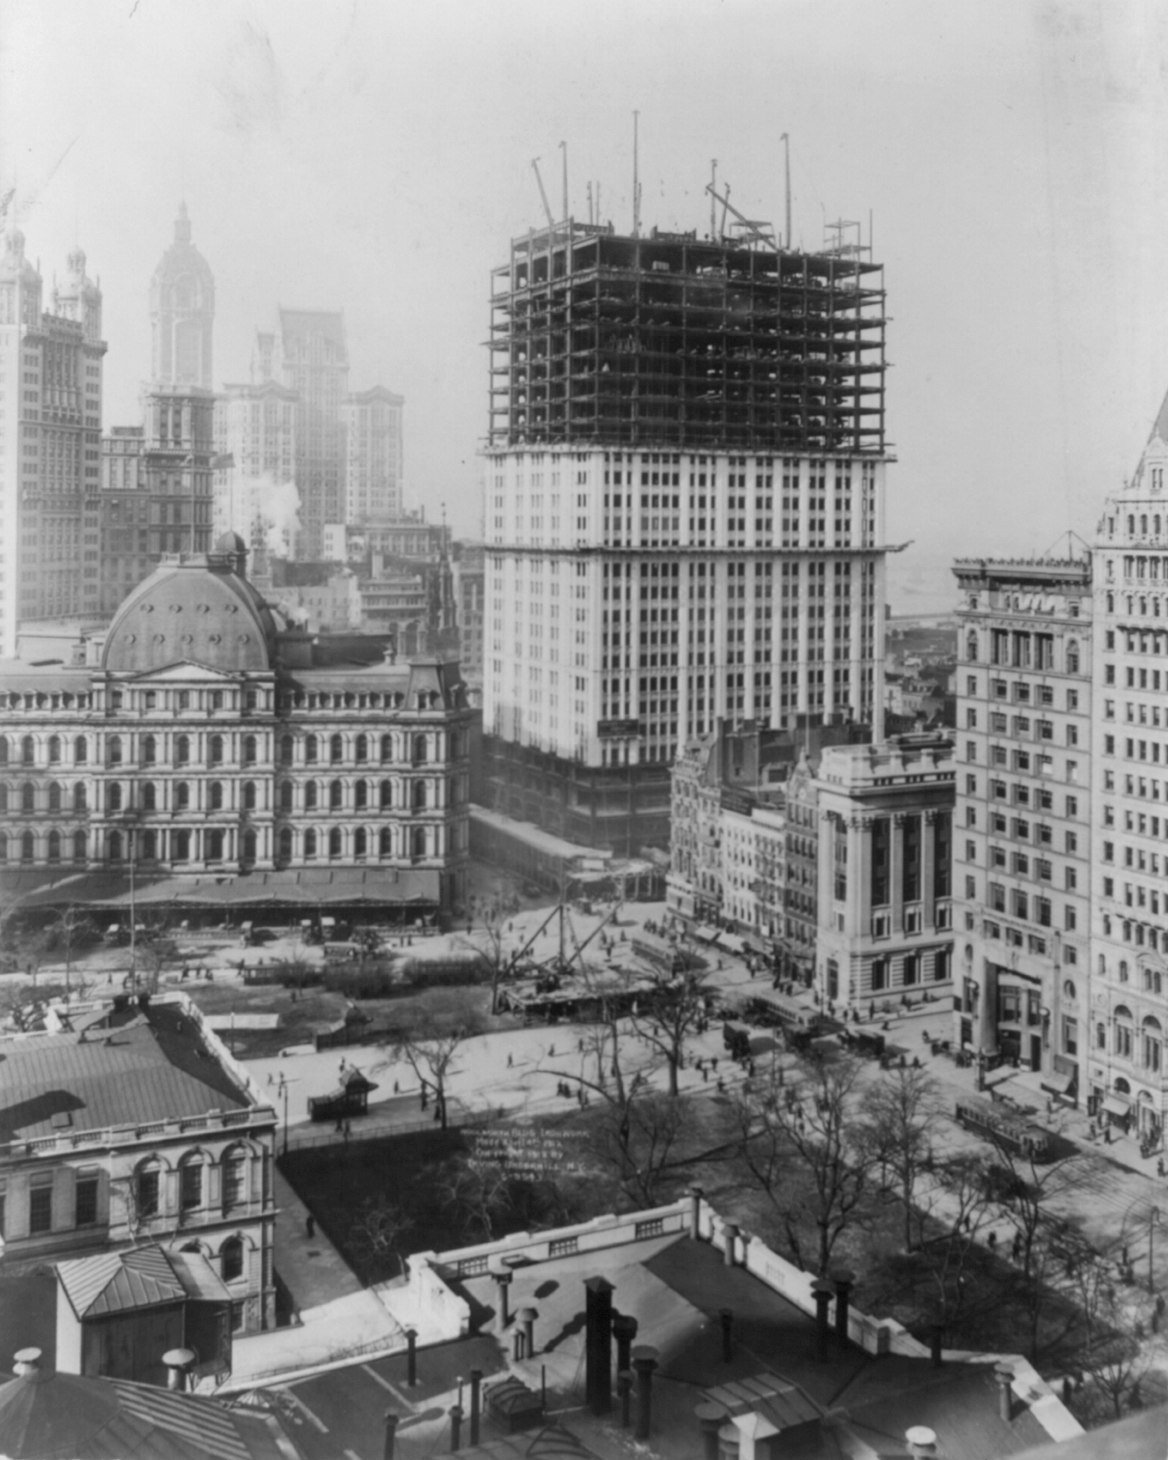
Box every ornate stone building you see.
[0,534,472,919]
[149,203,214,390]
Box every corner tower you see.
[149,203,214,389]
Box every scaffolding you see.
[488,222,887,455]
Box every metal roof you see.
[57,1246,185,1319]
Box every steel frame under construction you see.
[489,222,886,455]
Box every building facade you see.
[342,386,404,524]
[952,557,1092,1095]
[278,309,349,559]
[812,733,955,1016]
[0,231,106,655]
[482,220,890,851]
[0,993,277,1339]
[149,203,214,390]
[1089,400,1168,1142]
[212,377,299,551]
[0,534,473,917]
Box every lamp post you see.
[1149,1206,1161,1296]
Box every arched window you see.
[0,737,7,765]
[173,829,191,861]
[354,827,367,857]
[412,734,427,765]
[328,827,342,858]
[206,829,225,861]
[355,734,368,763]
[20,831,34,863]
[278,827,293,864]
[411,827,426,860]
[21,735,35,766]
[140,830,157,861]
[48,782,61,812]
[20,782,34,813]
[176,735,191,765]
[73,830,86,863]
[244,781,257,811]
[355,780,367,810]
[305,781,318,811]
[0,785,9,814]
[107,783,122,813]
[108,831,123,861]
[48,735,61,764]
[380,733,393,763]
[176,782,190,811]
[1144,1016,1163,1072]
[209,735,224,766]
[74,735,87,764]
[380,780,393,809]
[305,735,318,763]
[330,734,344,764]
[329,779,343,810]
[142,735,156,765]
[1114,1006,1134,1059]
[209,782,224,811]
[1119,960,1129,983]
[142,783,157,812]
[280,781,293,813]
[179,1153,204,1211]
[0,833,6,863]
[413,780,427,811]
[243,735,257,765]
[242,829,257,864]
[221,1236,244,1282]
[304,828,317,859]
[47,830,60,863]
[1066,640,1080,674]
[107,734,122,766]
[136,1158,163,1219]
[280,735,294,766]
[966,631,978,662]
[1062,979,1076,1001]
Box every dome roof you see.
[214,530,248,555]
[101,555,278,674]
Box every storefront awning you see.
[1102,1094,1132,1119]
[1040,1070,1074,1096]
[718,932,747,955]
[692,924,722,944]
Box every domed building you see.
[0,537,472,922]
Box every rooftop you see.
[0,1000,251,1145]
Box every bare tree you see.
[348,1194,410,1278]
[865,1064,943,1252]
[587,1087,688,1207]
[40,904,98,998]
[736,1052,876,1275]
[916,1151,998,1335]
[393,988,485,1129]
[628,969,709,1097]
[457,906,511,1014]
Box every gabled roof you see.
[57,1246,185,1319]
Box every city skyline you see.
[4,0,1167,585]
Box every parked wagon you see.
[954,1095,1052,1162]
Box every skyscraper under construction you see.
[482,207,890,851]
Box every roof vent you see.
[906,1425,937,1458]
[13,1348,42,1377]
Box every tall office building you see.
[213,374,299,551]
[1089,399,1168,1143]
[279,308,349,558]
[342,385,405,524]
[0,231,106,655]
[482,219,889,850]
[951,557,1092,1093]
[149,202,214,389]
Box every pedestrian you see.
[306,1214,315,1238]
[507,1052,513,1069]
[335,1118,343,1134]
[267,1072,273,1086]
[344,1120,351,1140]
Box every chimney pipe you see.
[406,1327,418,1387]
[494,1269,513,1328]
[995,1363,1014,1423]
[617,1369,634,1428]
[720,1307,734,1363]
[696,1401,724,1460]
[832,1269,855,1345]
[723,1220,739,1267]
[518,1306,537,1359]
[469,1369,482,1446]
[449,1403,463,1452]
[631,1344,659,1442]
[906,1425,938,1458]
[12,1348,42,1378]
[612,1312,638,1380]
[383,1411,399,1460]
[690,1185,704,1240]
[162,1347,195,1393]
[812,1279,833,1363]
[584,1277,615,1415]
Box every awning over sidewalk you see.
[1102,1094,1132,1119]
[1040,1070,1075,1096]
[718,932,747,955]
[692,924,722,944]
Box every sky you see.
[3,0,1168,610]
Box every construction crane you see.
[531,157,555,232]
[704,183,777,249]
